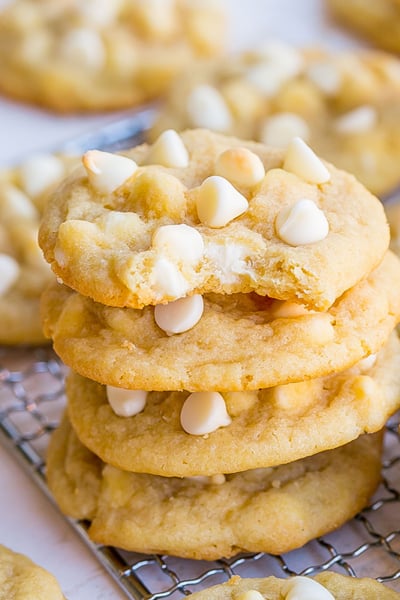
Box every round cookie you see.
[47,416,382,560]
[66,331,400,476]
[185,573,400,599]
[39,129,390,311]
[41,251,400,392]
[0,153,77,345]
[329,0,400,54]
[0,0,225,112]
[0,544,65,600]
[150,47,400,196]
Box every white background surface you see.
[0,2,368,599]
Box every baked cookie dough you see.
[41,251,400,391]
[186,573,400,599]
[0,153,76,345]
[0,0,226,112]
[47,416,382,560]
[39,129,390,311]
[150,47,400,196]
[66,331,400,476]
[329,0,400,54]
[385,201,400,258]
[0,544,65,600]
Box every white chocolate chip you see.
[271,300,314,318]
[215,148,265,187]
[151,257,189,298]
[19,154,65,198]
[73,0,123,27]
[106,387,147,417]
[210,474,226,485]
[282,576,334,600]
[306,61,342,95]
[152,224,204,264]
[275,199,329,246]
[195,175,248,228]
[284,137,331,184]
[82,150,137,194]
[260,113,310,148]
[254,41,304,78]
[180,392,232,435]
[154,294,204,335]
[358,353,377,371]
[237,590,265,600]
[59,27,106,71]
[204,242,254,284]
[186,85,233,131]
[1,185,38,220]
[246,42,303,97]
[54,245,68,268]
[334,105,377,134]
[303,314,335,345]
[0,254,20,296]
[145,130,189,168]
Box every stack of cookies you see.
[41,128,400,559]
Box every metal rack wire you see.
[1,346,400,598]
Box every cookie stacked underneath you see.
[41,129,400,559]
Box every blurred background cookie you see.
[150,45,400,196]
[328,0,400,54]
[0,544,65,599]
[0,0,226,112]
[0,152,77,345]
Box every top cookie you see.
[0,545,65,600]
[329,0,400,54]
[187,573,400,599]
[39,129,389,311]
[150,46,400,196]
[0,152,77,345]
[0,0,226,112]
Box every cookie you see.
[65,331,400,476]
[39,129,390,311]
[0,153,77,345]
[47,416,382,560]
[329,0,400,54]
[0,0,225,112]
[150,47,400,196]
[185,573,400,599]
[0,544,65,600]
[41,251,400,391]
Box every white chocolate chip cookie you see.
[180,573,400,599]
[0,0,226,112]
[0,153,77,345]
[41,251,400,392]
[150,47,400,196]
[39,129,390,311]
[329,0,400,54]
[47,415,382,560]
[0,545,65,600]
[65,331,400,476]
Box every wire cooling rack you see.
[1,346,400,598]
